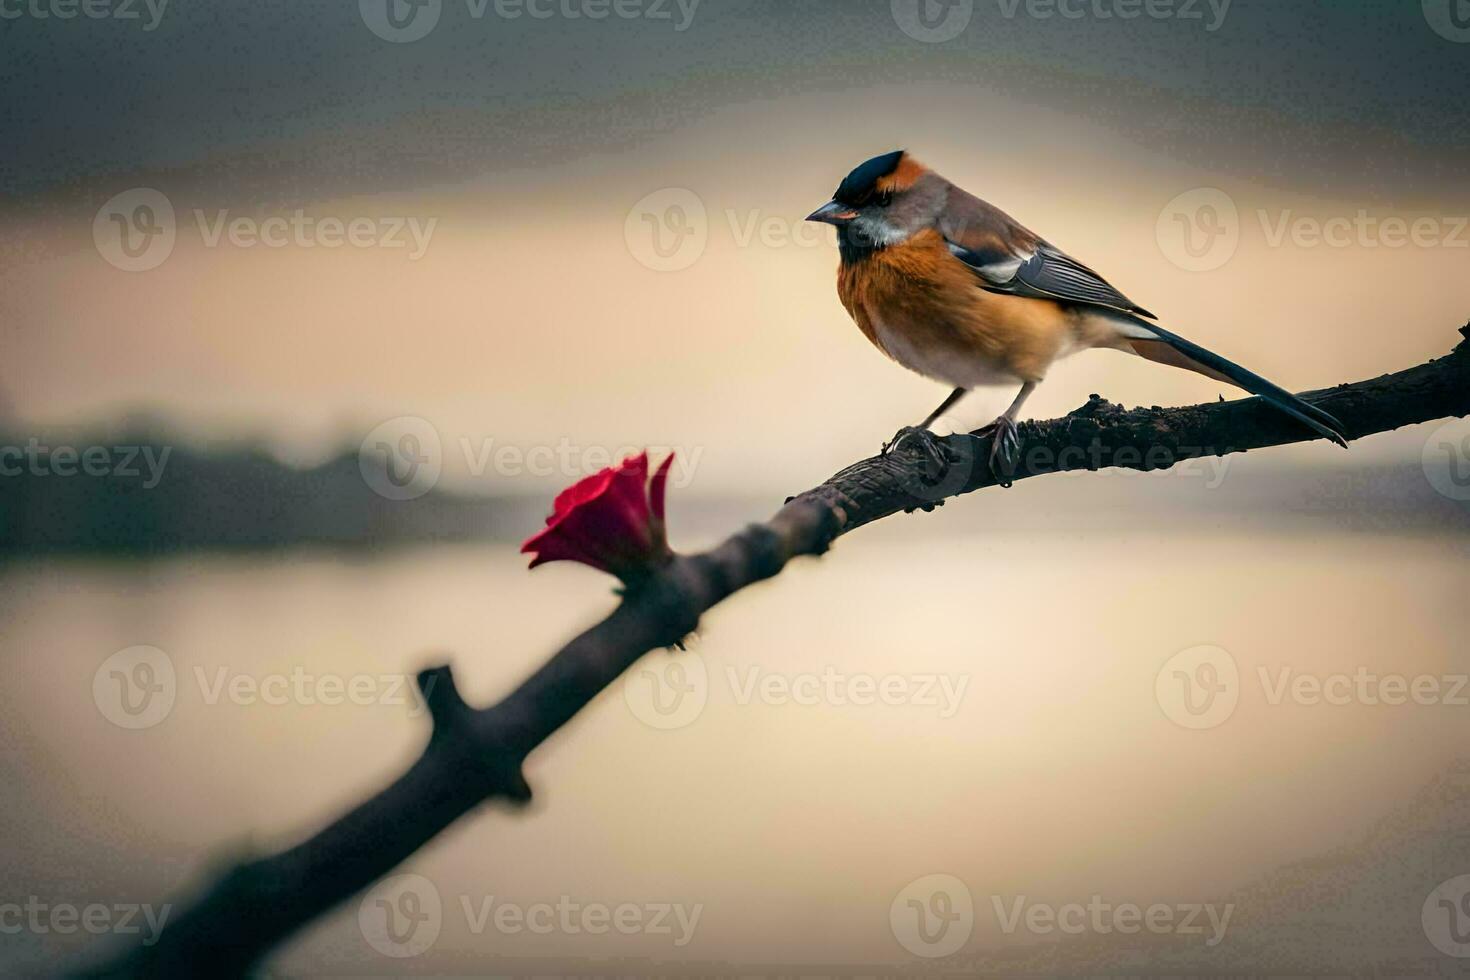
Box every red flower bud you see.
[520,451,676,584]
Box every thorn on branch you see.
[417,665,534,804]
[418,665,472,737]
[498,767,534,805]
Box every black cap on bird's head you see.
[805,150,937,261]
[806,150,909,226]
[834,150,906,206]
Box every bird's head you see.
[806,150,941,257]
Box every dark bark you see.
[84,324,1470,978]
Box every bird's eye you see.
[875,190,893,207]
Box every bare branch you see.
[83,324,1470,978]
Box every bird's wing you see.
[939,188,1156,320]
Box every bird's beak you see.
[805,200,858,225]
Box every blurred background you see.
[2,0,1468,974]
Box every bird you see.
[806,150,1348,483]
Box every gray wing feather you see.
[948,238,1156,320]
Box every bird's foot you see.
[974,416,1022,488]
[882,425,953,478]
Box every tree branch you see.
[85,324,1470,978]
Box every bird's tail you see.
[1111,316,1348,447]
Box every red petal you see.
[650,453,674,523]
[598,452,653,550]
[521,450,674,581]
[549,466,616,520]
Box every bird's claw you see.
[975,416,1022,488]
[882,425,953,478]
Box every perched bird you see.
[806,150,1347,481]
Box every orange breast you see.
[836,229,1071,386]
